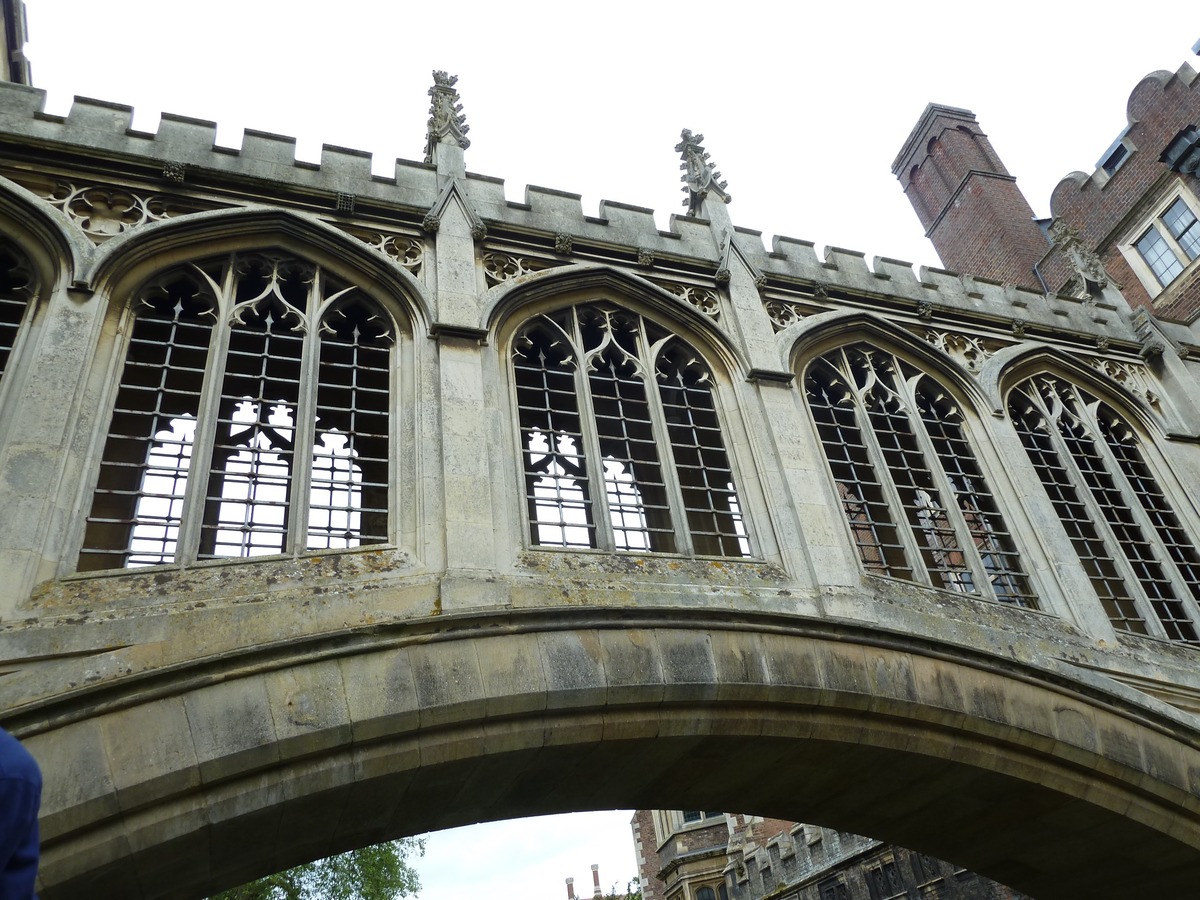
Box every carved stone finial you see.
[424,70,471,164]
[1049,219,1110,297]
[676,128,731,217]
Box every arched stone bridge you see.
[2,82,1200,899]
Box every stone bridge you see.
[2,81,1200,899]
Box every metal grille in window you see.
[0,239,35,386]
[1009,375,1199,644]
[512,302,749,556]
[79,252,395,571]
[806,344,1034,606]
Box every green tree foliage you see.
[211,837,424,900]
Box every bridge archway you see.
[15,605,1200,900]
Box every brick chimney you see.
[592,863,602,897]
[893,104,1048,288]
[566,877,575,900]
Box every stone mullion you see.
[572,313,616,553]
[897,370,994,599]
[174,262,236,566]
[643,333,692,556]
[845,352,932,589]
[281,271,322,557]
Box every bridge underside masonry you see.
[2,61,1200,900]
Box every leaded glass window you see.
[805,344,1035,606]
[512,302,749,556]
[79,252,394,571]
[1009,374,1200,644]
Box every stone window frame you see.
[507,298,753,559]
[799,340,1039,608]
[652,810,726,847]
[1006,370,1200,646]
[0,237,39,422]
[1118,181,1200,301]
[75,249,407,572]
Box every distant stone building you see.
[632,812,1027,900]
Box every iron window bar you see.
[80,252,395,571]
[807,344,1035,607]
[512,301,750,557]
[0,238,35,389]
[1009,375,1200,643]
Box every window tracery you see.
[512,302,749,557]
[804,343,1035,606]
[79,251,395,571]
[1008,374,1200,643]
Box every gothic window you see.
[866,858,905,900]
[512,302,749,556]
[0,238,35,391]
[695,888,716,900]
[1008,374,1200,644]
[817,876,850,900]
[79,252,394,571]
[804,343,1035,605]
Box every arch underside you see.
[23,612,1200,900]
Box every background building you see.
[895,53,1200,324]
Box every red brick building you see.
[895,53,1200,324]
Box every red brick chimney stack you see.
[566,877,575,900]
[893,104,1048,288]
[592,863,602,897]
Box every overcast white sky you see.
[17,2,1196,897]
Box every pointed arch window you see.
[79,252,395,571]
[512,302,749,557]
[0,237,36,391]
[1009,374,1200,644]
[804,344,1035,606]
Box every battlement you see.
[0,81,1152,350]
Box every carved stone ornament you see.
[715,267,731,284]
[917,299,934,321]
[424,70,471,164]
[554,233,573,255]
[482,252,556,285]
[422,213,441,233]
[1089,356,1162,415]
[1096,336,1111,353]
[1049,219,1110,296]
[765,299,805,331]
[344,228,423,274]
[637,247,655,267]
[655,280,721,321]
[1131,307,1170,360]
[1012,319,1027,338]
[923,329,1003,373]
[471,222,488,241]
[676,128,731,217]
[161,161,186,183]
[29,179,204,243]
